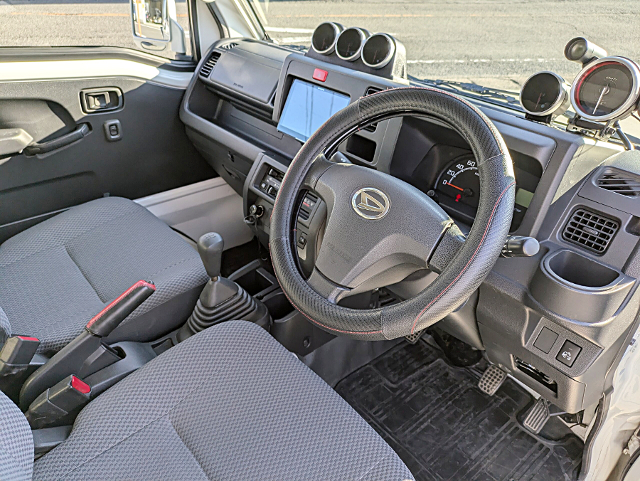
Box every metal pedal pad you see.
[478,365,507,396]
[523,397,550,434]
[405,329,425,344]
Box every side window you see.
[0,0,192,60]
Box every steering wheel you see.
[271,87,516,340]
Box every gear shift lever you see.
[177,233,270,341]
[198,232,224,280]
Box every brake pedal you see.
[523,397,550,434]
[405,328,425,344]
[478,365,507,396]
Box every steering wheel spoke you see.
[428,223,466,274]
[307,268,351,304]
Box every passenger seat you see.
[0,197,208,354]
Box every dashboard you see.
[179,31,640,418]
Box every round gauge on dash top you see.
[361,33,396,69]
[435,155,480,210]
[336,28,369,61]
[571,57,640,122]
[311,22,343,55]
[520,72,569,117]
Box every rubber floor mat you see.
[335,341,583,481]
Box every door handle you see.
[81,88,123,114]
[23,124,91,156]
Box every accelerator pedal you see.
[523,397,551,434]
[478,365,507,396]
[405,328,426,344]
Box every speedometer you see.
[571,57,640,122]
[435,155,480,210]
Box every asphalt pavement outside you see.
[1,0,639,92]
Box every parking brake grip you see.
[19,280,155,410]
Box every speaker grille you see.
[562,208,618,254]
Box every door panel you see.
[0,72,215,243]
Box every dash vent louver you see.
[363,87,383,132]
[220,42,239,50]
[199,52,221,79]
[562,208,619,254]
[596,169,640,197]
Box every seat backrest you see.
[0,390,33,481]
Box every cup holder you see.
[546,250,619,288]
[530,249,634,323]
[229,260,278,298]
[262,291,295,320]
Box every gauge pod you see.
[564,37,607,65]
[520,71,570,118]
[336,27,369,61]
[311,22,344,55]
[570,56,640,122]
[362,33,396,69]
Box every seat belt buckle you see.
[25,375,91,429]
[0,336,40,376]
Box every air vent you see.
[199,52,221,79]
[363,87,383,132]
[596,169,640,197]
[220,42,239,50]
[562,208,619,254]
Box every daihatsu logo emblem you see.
[352,188,390,220]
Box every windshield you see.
[250,0,637,96]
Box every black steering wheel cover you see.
[271,87,515,340]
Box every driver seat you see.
[0,321,414,480]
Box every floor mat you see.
[335,340,584,481]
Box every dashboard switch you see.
[297,234,307,249]
[312,68,328,82]
[556,340,581,367]
[534,327,558,354]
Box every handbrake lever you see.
[20,280,155,410]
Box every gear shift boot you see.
[177,233,270,342]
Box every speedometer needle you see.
[593,84,610,115]
[446,182,465,192]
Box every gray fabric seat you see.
[0,197,208,354]
[0,321,413,480]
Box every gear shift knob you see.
[197,232,224,279]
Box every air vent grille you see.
[199,52,221,78]
[596,169,640,197]
[220,42,239,50]
[363,87,383,132]
[562,208,619,254]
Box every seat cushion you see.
[34,321,414,480]
[0,197,208,353]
